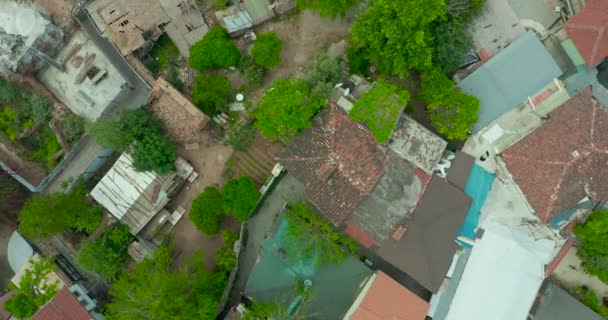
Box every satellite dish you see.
[343,88,350,96]
[334,83,343,88]
[236,93,244,102]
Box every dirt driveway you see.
[170,128,238,271]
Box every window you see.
[158,21,170,32]
[186,23,194,32]
[86,66,100,80]
[119,19,130,27]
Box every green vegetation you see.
[215,248,236,273]
[575,210,608,284]
[346,47,370,76]
[19,183,102,239]
[572,286,608,318]
[446,0,485,21]
[107,247,227,320]
[226,122,256,151]
[192,74,232,116]
[222,230,238,248]
[189,186,224,235]
[166,67,185,93]
[296,0,358,19]
[302,52,344,99]
[4,257,60,319]
[86,108,176,175]
[214,0,228,10]
[60,113,85,145]
[350,78,410,143]
[251,32,283,68]
[349,0,446,76]
[0,77,22,104]
[146,34,180,74]
[255,79,324,143]
[189,26,240,71]
[284,201,358,265]
[432,19,471,74]
[76,223,133,280]
[239,55,266,87]
[420,67,479,140]
[223,176,260,222]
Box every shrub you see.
[0,77,22,104]
[189,187,224,235]
[192,74,232,116]
[166,67,184,93]
[25,93,50,124]
[254,79,324,143]
[215,248,236,273]
[223,176,260,222]
[251,33,283,68]
[222,230,238,248]
[302,52,344,99]
[189,26,240,71]
[76,223,133,280]
[60,113,84,144]
[239,55,265,87]
[226,122,256,151]
[346,47,370,76]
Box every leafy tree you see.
[251,33,283,68]
[5,257,60,319]
[349,0,446,76]
[214,0,228,10]
[432,18,472,74]
[222,230,238,248]
[189,187,224,235]
[76,223,133,280]
[131,133,176,175]
[420,66,479,140]
[346,47,370,76]
[350,78,410,143]
[107,247,226,320]
[302,52,344,99]
[25,93,50,124]
[189,26,240,71]
[0,77,22,104]
[166,67,184,93]
[239,55,266,87]
[296,0,358,19]
[255,79,324,143]
[215,248,236,273]
[226,122,256,151]
[87,109,177,175]
[60,113,84,144]
[575,210,608,284]
[446,0,485,21]
[192,74,232,116]
[223,176,260,221]
[19,184,102,239]
[283,201,358,265]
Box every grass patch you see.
[24,125,62,172]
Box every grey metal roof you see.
[376,177,471,292]
[457,31,562,132]
[532,282,603,320]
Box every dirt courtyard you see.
[169,128,237,271]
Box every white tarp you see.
[445,223,555,320]
[7,231,33,273]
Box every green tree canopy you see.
[349,78,410,143]
[226,122,256,151]
[349,0,446,76]
[189,26,240,71]
[223,176,260,221]
[192,74,232,116]
[420,66,479,140]
[76,223,133,280]
[296,0,358,19]
[87,109,176,175]
[239,55,266,87]
[19,183,102,239]
[283,201,358,265]
[251,33,283,68]
[432,18,471,74]
[189,186,224,235]
[5,257,60,319]
[107,247,226,320]
[575,210,608,284]
[255,79,324,143]
[302,52,344,99]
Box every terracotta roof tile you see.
[346,271,429,320]
[503,88,608,223]
[32,288,91,320]
[564,0,608,67]
[277,105,385,225]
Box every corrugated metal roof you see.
[222,10,252,33]
[457,31,562,133]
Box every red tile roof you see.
[346,271,429,320]
[503,88,608,223]
[32,288,91,320]
[277,105,386,225]
[564,0,608,67]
